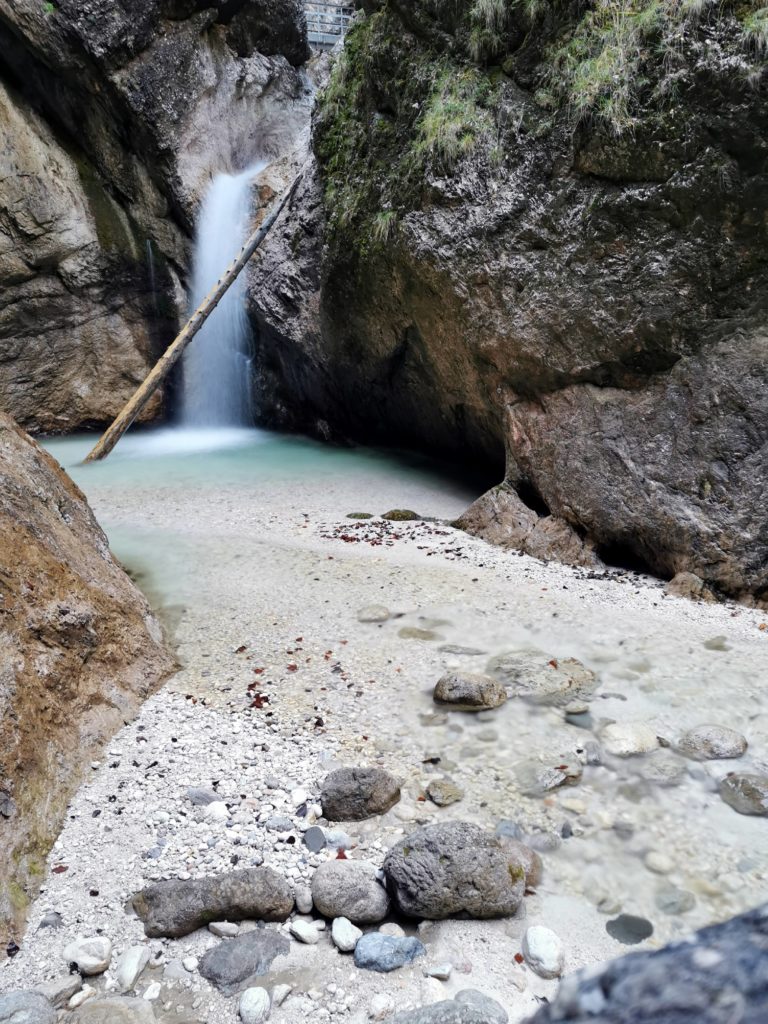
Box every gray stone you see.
[132,868,294,938]
[677,725,747,760]
[605,914,654,945]
[209,921,240,938]
[455,991,508,1024]
[70,998,156,1023]
[115,945,151,992]
[199,929,290,996]
[321,767,400,821]
[426,778,464,807]
[187,787,219,806]
[34,975,82,1009]
[289,920,320,944]
[433,672,507,711]
[600,722,659,757]
[515,756,582,795]
[303,826,327,852]
[383,822,525,919]
[295,885,313,914]
[357,605,391,623]
[527,904,768,1024]
[331,916,362,952]
[353,932,426,972]
[485,655,598,707]
[495,837,543,888]
[265,815,294,831]
[719,773,768,816]
[239,987,271,1024]
[38,911,63,930]
[0,992,55,1024]
[311,859,390,923]
[655,886,697,915]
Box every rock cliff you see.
[0,0,311,432]
[0,413,175,942]
[251,0,768,602]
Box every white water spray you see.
[181,165,265,427]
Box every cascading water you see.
[180,164,265,428]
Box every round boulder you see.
[321,767,400,821]
[433,672,507,712]
[677,725,747,760]
[311,859,390,923]
[719,773,768,816]
[383,822,525,919]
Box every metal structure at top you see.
[305,2,355,49]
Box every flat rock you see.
[303,825,327,852]
[0,991,55,1024]
[426,779,464,807]
[522,925,564,978]
[719,773,768,816]
[186,787,219,806]
[198,928,290,996]
[115,945,151,992]
[321,767,400,821]
[527,905,768,1024]
[677,725,747,760]
[386,990,508,1023]
[132,868,293,938]
[239,987,271,1024]
[70,998,156,1023]
[383,822,525,919]
[311,859,390,922]
[433,672,507,711]
[358,605,390,623]
[485,654,598,707]
[353,932,426,972]
[331,916,362,952]
[600,721,659,757]
[34,975,82,1009]
[290,919,320,944]
[63,936,112,975]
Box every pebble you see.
[522,925,564,978]
[143,982,161,1000]
[426,778,464,807]
[311,859,390,923]
[424,963,452,980]
[239,987,271,1024]
[204,800,230,822]
[303,826,327,853]
[606,914,654,944]
[321,766,401,821]
[69,986,96,1009]
[63,936,112,976]
[273,984,292,1006]
[354,933,426,972]
[677,725,748,760]
[290,920,321,944]
[331,916,362,952]
[186,786,219,805]
[433,671,507,711]
[182,957,198,972]
[379,922,405,938]
[295,885,314,914]
[719,773,768,816]
[209,921,240,938]
[655,885,696,914]
[369,993,395,1020]
[644,851,674,875]
[357,605,390,623]
[114,945,150,992]
[600,722,659,757]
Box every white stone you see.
[273,984,293,1007]
[378,922,405,938]
[644,851,674,875]
[291,787,309,806]
[144,982,162,1000]
[182,956,198,972]
[205,800,230,821]
[331,916,362,952]
[290,919,321,944]
[240,986,271,1023]
[424,963,452,980]
[209,921,240,938]
[115,944,150,992]
[295,885,313,915]
[677,725,748,760]
[68,985,96,1009]
[369,993,395,1021]
[523,925,565,979]
[63,936,112,976]
[600,722,659,757]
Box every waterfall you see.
[180,165,265,428]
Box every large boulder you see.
[383,822,525,920]
[525,903,768,1024]
[311,859,390,923]
[198,928,290,996]
[251,5,768,602]
[132,868,294,938]
[0,415,174,943]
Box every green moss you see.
[75,157,140,258]
[382,509,421,521]
[346,512,374,519]
[411,67,494,172]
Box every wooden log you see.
[83,169,304,463]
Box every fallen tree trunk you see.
[83,169,304,463]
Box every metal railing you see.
[305,2,355,49]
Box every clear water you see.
[181,165,266,427]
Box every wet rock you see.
[71,998,156,1023]
[522,926,564,978]
[606,914,654,945]
[528,904,768,1024]
[353,932,426,972]
[387,990,508,1024]
[331,916,362,952]
[321,767,401,821]
[303,826,327,852]
[433,672,507,711]
[719,773,768,816]
[358,605,390,623]
[34,975,82,1009]
[399,627,440,640]
[639,749,687,787]
[198,929,290,996]
[347,512,373,519]
[290,920,320,944]
[677,725,748,760]
[115,945,151,992]
[600,722,659,757]
[486,654,598,707]
[426,778,464,807]
[383,822,525,919]
[311,859,390,923]
[132,867,293,938]
[655,886,696,915]
[64,936,112,976]
[239,987,271,1024]
[0,991,55,1024]
[666,573,717,603]
[38,911,63,930]
[382,510,421,521]
[515,756,583,795]
[495,838,543,889]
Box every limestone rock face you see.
[0,414,175,941]
[0,0,310,431]
[251,5,768,602]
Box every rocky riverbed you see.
[1,430,766,1023]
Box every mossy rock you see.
[382,509,421,521]
[346,512,374,519]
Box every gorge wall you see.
[0,0,312,432]
[250,0,768,602]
